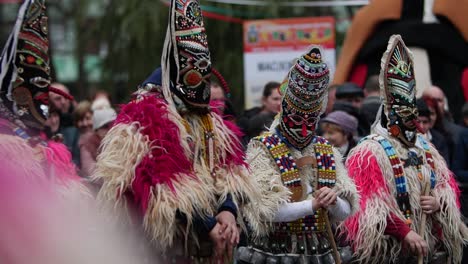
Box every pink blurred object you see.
[0,158,155,264]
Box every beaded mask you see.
[278,46,330,150]
[165,0,211,110]
[0,0,50,131]
[380,35,418,147]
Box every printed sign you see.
[243,17,335,109]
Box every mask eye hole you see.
[287,114,304,125]
[30,77,50,89]
[194,59,211,70]
[304,116,318,127]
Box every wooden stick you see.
[325,210,342,264]
[417,180,431,264]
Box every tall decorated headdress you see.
[379,35,418,147]
[161,0,212,111]
[0,0,51,131]
[278,45,330,149]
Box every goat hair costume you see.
[343,35,468,264]
[92,0,258,256]
[237,46,359,264]
[0,0,82,192]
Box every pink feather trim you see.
[209,102,246,167]
[447,171,461,208]
[44,141,81,182]
[116,96,194,214]
[344,150,389,242]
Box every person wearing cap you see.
[343,35,467,264]
[237,46,358,264]
[79,108,116,177]
[333,83,370,137]
[320,111,358,160]
[335,82,365,110]
[361,75,381,127]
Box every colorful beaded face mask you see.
[0,0,50,130]
[278,46,330,149]
[380,35,418,147]
[167,0,211,110]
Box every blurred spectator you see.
[246,112,276,139]
[238,81,281,144]
[453,128,468,224]
[49,83,73,117]
[332,101,369,137]
[453,129,468,183]
[333,82,369,136]
[211,81,225,101]
[423,85,448,116]
[79,108,116,177]
[73,101,93,135]
[91,90,113,111]
[320,111,358,160]
[44,105,61,140]
[73,101,93,174]
[335,82,364,110]
[423,86,463,147]
[91,97,112,112]
[461,102,468,127]
[361,75,381,127]
[49,83,80,165]
[422,95,458,167]
[210,81,237,121]
[416,99,450,164]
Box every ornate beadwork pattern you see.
[418,135,437,189]
[169,0,212,108]
[256,133,336,234]
[275,213,326,234]
[278,46,330,150]
[381,35,418,147]
[256,133,302,202]
[314,136,336,189]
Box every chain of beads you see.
[418,135,437,189]
[274,212,326,233]
[362,135,412,224]
[314,137,336,189]
[257,134,302,192]
[200,114,216,176]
